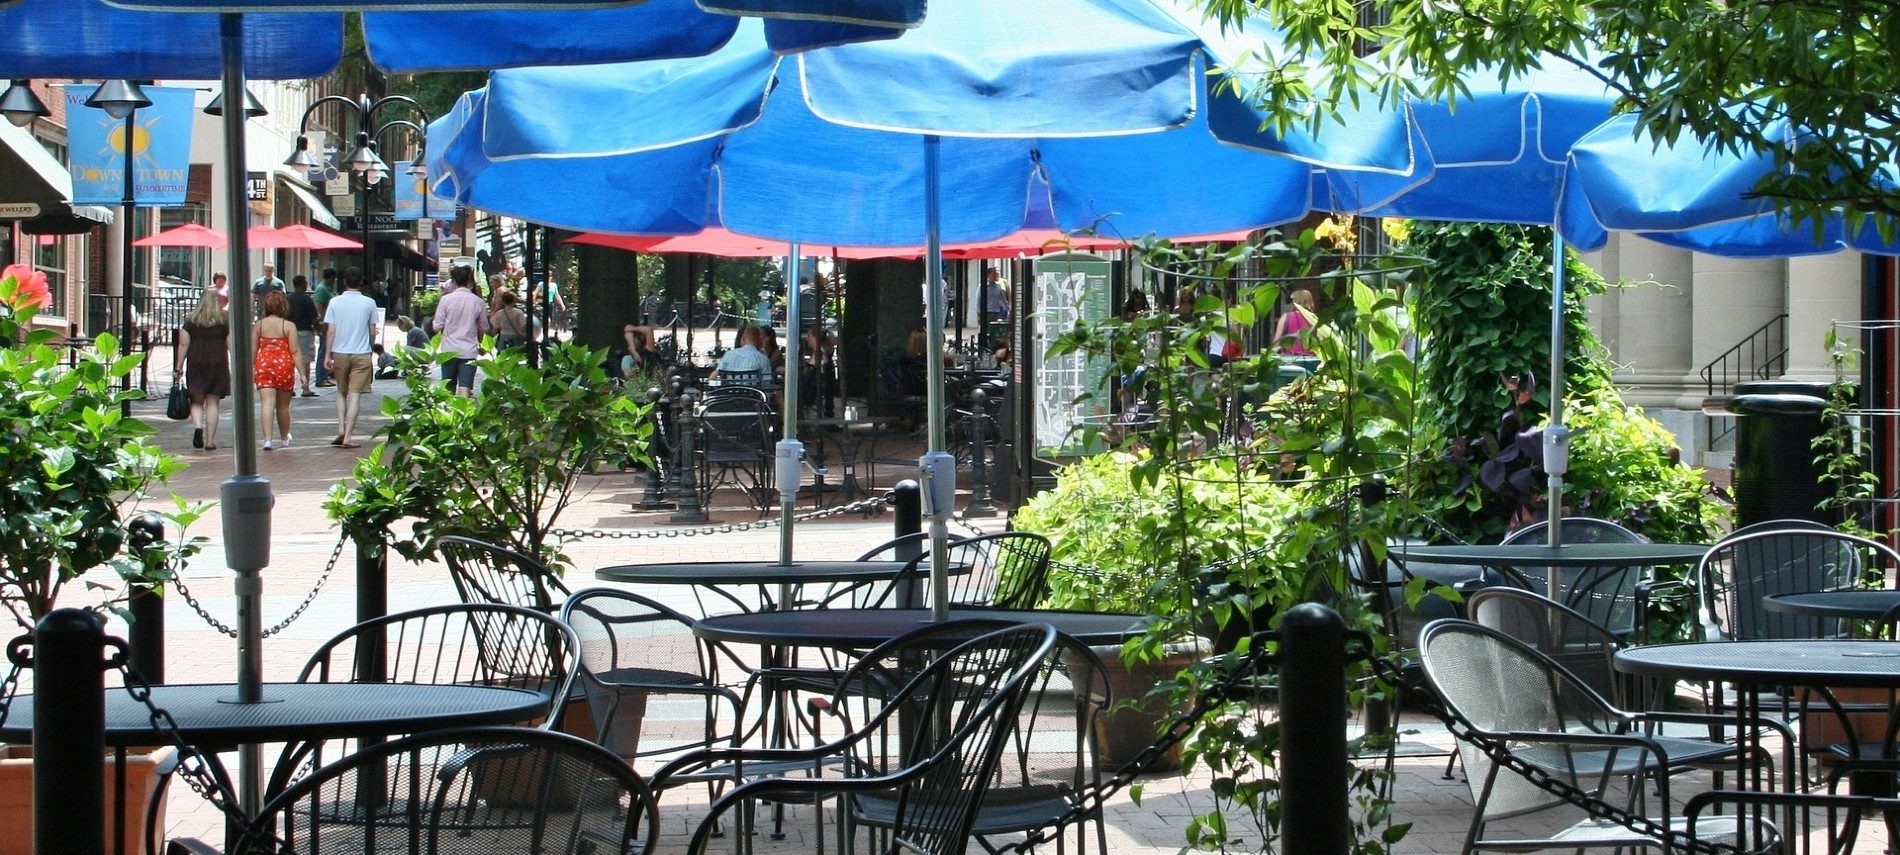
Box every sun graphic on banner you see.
[96,115,163,172]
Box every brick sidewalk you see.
[37,367,1878,854]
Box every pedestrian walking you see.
[250,262,285,318]
[174,285,230,452]
[313,267,338,387]
[323,268,380,449]
[253,290,298,449]
[287,275,319,396]
[434,264,489,395]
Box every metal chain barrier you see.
[171,531,349,639]
[117,659,284,852]
[0,638,25,730]
[550,492,892,542]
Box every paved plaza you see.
[21,352,1875,854]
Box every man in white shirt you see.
[322,268,380,448]
[432,274,490,396]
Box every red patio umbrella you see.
[940,227,1260,259]
[567,228,911,259]
[248,224,364,251]
[131,223,227,249]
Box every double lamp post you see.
[284,94,428,292]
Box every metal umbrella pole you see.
[217,13,274,814]
[777,245,804,569]
[1543,235,1572,566]
[921,136,954,623]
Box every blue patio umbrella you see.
[427,0,1425,605]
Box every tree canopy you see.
[1198,0,1900,231]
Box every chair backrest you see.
[1698,527,1892,640]
[436,535,571,613]
[558,588,741,759]
[236,726,658,855]
[1498,517,1646,634]
[1466,587,1633,708]
[299,603,578,728]
[1418,619,1624,823]
[936,531,1054,609]
[701,385,769,405]
[712,370,775,389]
[813,622,1058,855]
[699,395,774,457]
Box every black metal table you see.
[694,608,1148,649]
[798,416,894,505]
[596,559,935,612]
[1763,590,1900,623]
[0,681,550,747]
[1616,640,1900,850]
[1391,542,1709,601]
[1,681,549,855]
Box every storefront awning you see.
[19,204,113,235]
[0,120,73,213]
[274,169,340,229]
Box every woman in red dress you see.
[253,290,299,450]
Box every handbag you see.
[165,382,191,421]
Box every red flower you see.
[1,263,49,309]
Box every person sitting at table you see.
[757,324,784,372]
[713,324,773,379]
[621,324,667,378]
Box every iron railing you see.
[1701,313,1788,447]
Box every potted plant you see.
[0,264,206,855]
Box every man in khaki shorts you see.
[322,268,380,448]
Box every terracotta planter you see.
[0,745,175,855]
[1067,638,1207,774]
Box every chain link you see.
[551,492,892,542]
[117,660,283,851]
[171,532,350,639]
[0,643,24,730]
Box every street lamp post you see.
[285,94,427,314]
[283,94,424,637]
[85,80,152,419]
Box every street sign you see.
[341,213,402,233]
[0,203,43,218]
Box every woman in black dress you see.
[173,285,231,451]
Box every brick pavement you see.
[31,348,1877,854]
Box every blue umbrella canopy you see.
[0,0,916,78]
[428,0,1420,242]
[1558,112,1900,258]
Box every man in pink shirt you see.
[431,265,488,395]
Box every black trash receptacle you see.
[1710,380,1837,527]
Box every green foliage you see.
[1197,0,1900,233]
[1026,224,1423,853]
[1815,332,1879,535]
[0,277,206,627]
[412,287,441,319]
[325,337,652,571]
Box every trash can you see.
[1706,380,1837,527]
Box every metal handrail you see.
[1700,313,1788,447]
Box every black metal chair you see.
[1418,619,1786,854]
[266,604,579,799]
[168,727,660,855]
[437,534,571,613]
[559,588,756,762]
[938,531,1054,610]
[1497,517,1649,638]
[699,393,777,511]
[1697,527,1890,642]
[664,622,1058,855]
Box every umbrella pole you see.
[1545,233,1570,557]
[218,12,273,815]
[777,247,802,569]
[921,136,953,622]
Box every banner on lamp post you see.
[392,161,456,221]
[62,85,195,206]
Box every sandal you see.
[338,441,362,449]
[330,436,345,446]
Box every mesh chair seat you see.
[1497,518,1649,637]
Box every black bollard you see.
[671,388,709,523]
[125,512,166,684]
[1279,602,1349,855]
[32,609,109,855]
[891,480,924,608]
[356,541,388,682]
[964,388,998,518]
[635,387,675,511]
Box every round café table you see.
[596,560,949,612]
[1390,542,1709,615]
[1763,590,1900,624]
[797,415,896,506]
[0,681,550,855]
[694,608,1148,649]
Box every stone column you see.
[1784,253,1863,382]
